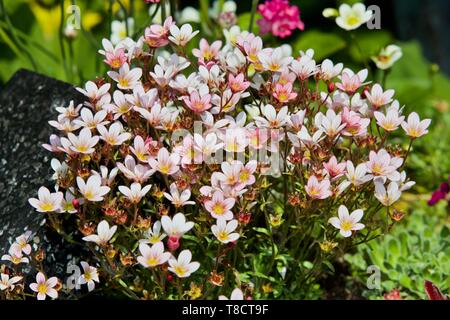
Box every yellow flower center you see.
[146,256,159,267]
[40,202,55,211]
[119,78,129,88]
[217,231,229,242]
[159,164,170,174]
[346,15,360,26]
[76,145,89,153]
[38,283,48,294]
[174,266,187,277]
[340,220,353,232]
[239,171,249,182]
[212,204,225,216]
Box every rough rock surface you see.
[0,69,84,277]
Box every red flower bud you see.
[327,82,335,93]
[167,236,180,251]
[72,198,80,210]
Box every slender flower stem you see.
[249,0,259,32]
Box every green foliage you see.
[292,29,346,61]
[345,201,450,299]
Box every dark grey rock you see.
[0,69,85,278]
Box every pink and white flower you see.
[61,127,99,154]
[328,205,365,237]
[107,63,142,90]
[161,213,194,238]
[97,122,132,146]
[205,190,235,220]
[168,23,199,46]
[163,183,195,207]
[305,176,332,200]
[148,147,180,175]
[0,273,22,291]
[29,272,58,300]
[401,112,431,138]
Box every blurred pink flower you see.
[257,0,305,38]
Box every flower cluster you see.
[257,0,305,38]
[19,17,429,299]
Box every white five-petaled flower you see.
[0,273,22,291]
[168,24,199,46]
[371,45,403,70]
[365,84,395,109]
[401,112,431,138]
[77,175,111,202]
[212,219,240,244]
[15,231,32,255]
[108,63,142,90]
[218,288,244,300]
[28,186,63,213]
[148,147,180,175]
[315,109,345,137]
[161,212,194,238]
[97,122,132,146]
[61,127,99,154]
[73,108,109,129]
[365,149,403,181]
[129,135,151,162]
[374,181,402,206]
[168,249,200,278]
[82,220,117,246]
[163,183,195,207]
[345,161,372,186]
[137,242,171,268]
[374,108,404,132]
[328,205,365,237]
[254,104,289,129]
[1,244,29,265]
[118,182,152,203]
[29,272,58,300]
[78,261,99,292]
[140,221,167,244]
[335,3,372,31]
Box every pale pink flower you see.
[0,273,22,291]
[319,59,343,81]
[99,39,127,69]
[341,107,370,136]
[238,160,258,186]
[366,149,403,181]
[182,90,212,113]
[290,55,317,80]
[137,242,171,268]
[91,165,119,186]
[323,156,346,179]
[129,135,151,162]
[15,231,32,255]
[336,69,367,94]
[29,272,58,300]
[328,205,365,237]
[205,190,235,220]
[61,127,99,154]
[315,109,345,137]
[107,63,142,90]
[305,176,332,200]
[258,47,293,72]
[273,82,297,103]
[148,147,180,175]
[365,84,395,109]
[228,73,250,93]
[401,112,431,138]
[76,81,111,109]
[192,39,222,63]
[1,244,29,265]
[163,183,195,207]
[144,16,174,48]
[116,155,154,183]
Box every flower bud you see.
[167,236,180,251]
